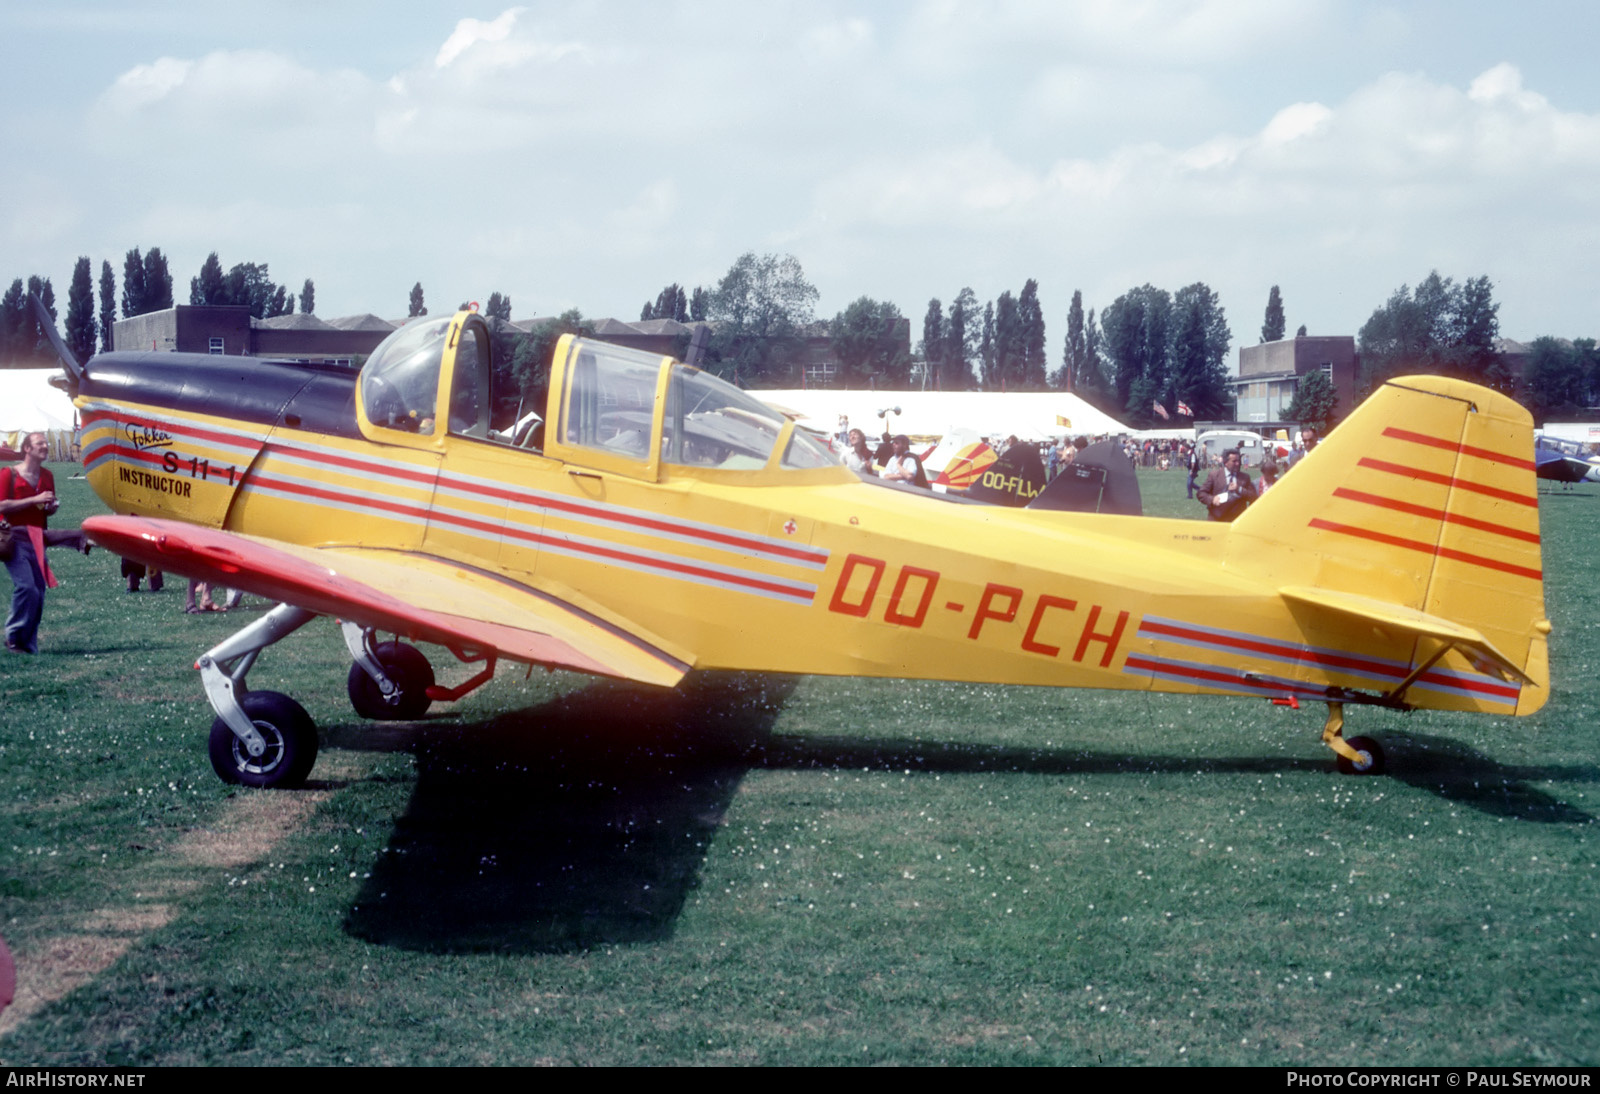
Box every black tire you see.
[1336,735,1386,776]
[346,641,435,720]
[208,691,318,789]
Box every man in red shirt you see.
[2,433,61,653]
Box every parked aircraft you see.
[36,300,1548,787]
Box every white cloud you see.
[14,6,1600,339]
[103,56,192,112]
[435,8,525,68]
[1260,101,1332,145]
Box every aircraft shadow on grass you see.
[341,673,795,955]
[338,675,1596,955]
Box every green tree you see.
[268,283,292,317]
[0,279,24,365]
[1100,284,1172,423]
[1447,275,1505,389]
[830,297,909,387]
[409,282,427,318]
[300,279,315,315]
[1296,323,1307,337]
[920,298,944,388]
[1018,278,1046,389]
[646,283,687,323]
[1524,338,1585,424]
[1357,270,1505,392]
[15,276,56,364]
[705,253,818,385]
[504,308,594,423]
[121,247,147,317]
[992,291,1022,391]
[142,247,174,311]
[65,257,97,365]
[484,292,512,322]
[98,261,116,351]
[979,301,995,388]
[1168,282,1232,419]
[1056,289,1085,390]
[190,252,226,305]
[1261,284,1285,343]
[1285,367,1339,433]
[203,262,286,319]
[1078,307,1114,413]
[690,286,709,322]
[945,288,978,390]
[1577,339,1600,406]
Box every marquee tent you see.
[0,368,79,461]
[754,388,1129,442]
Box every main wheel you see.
[208,691,318,789]
[1336,735,1386,776]
[346,641,435,720]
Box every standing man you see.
[1197,448,1256,522]
[1289,425,1319,468]
[2,433,59,653]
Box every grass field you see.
[0,466,1595,1065]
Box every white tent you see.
[755,388,1129,442]
[0,368,78,461]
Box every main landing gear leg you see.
[1320,701,1386,776]
[341,622,435,720]
[197,603,319,788]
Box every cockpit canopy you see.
[554,339,836,473]
[357,311,843,482]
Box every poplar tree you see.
[65,257,97,364]
[921,298,944,388]
[98,261,116,351]
[1057,289,1085,390]
[1261,284,1285,342]
[121,248,146,318]
[142,247,174,311]
[1018,278,1046,389]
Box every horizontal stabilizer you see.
[1279,585,1533,685]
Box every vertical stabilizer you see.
[1231,376,1548,712]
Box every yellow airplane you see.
[48,305,1546,788]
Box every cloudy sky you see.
[4,1,1597,353]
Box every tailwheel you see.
[345,639,435,720]
[1335,735,1386,776]
[1320,701,1387,776]
[208,691,318,789]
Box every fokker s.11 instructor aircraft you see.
[38,301,1547,788]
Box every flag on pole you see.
[1177,400,1193,417]
[1152,402,1170,420]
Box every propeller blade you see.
[27,291,84,384]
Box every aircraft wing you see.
[82,515,692,688]
[1534,448,1592,484]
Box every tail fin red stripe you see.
[1382,427,1536,471]
[1308,518,1542,581]
[1332,488,1541,544]
[1357,458,1537,508]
